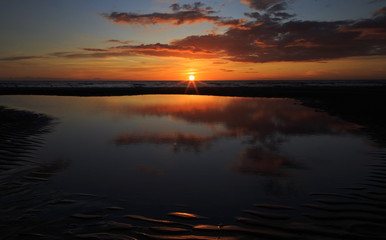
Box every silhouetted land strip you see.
[1,85,386,98]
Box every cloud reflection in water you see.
[231,146,301,177]
[114,132,217,152]
[109,95,360,176]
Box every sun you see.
[189,75,195,81]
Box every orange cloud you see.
[80,9,386,63]
[3,2,386,65]
[98,1,386,63]
[114,43,217,58]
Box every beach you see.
[2,0,386,238]
[1,82,386,239]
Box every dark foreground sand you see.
[1,86,386,239]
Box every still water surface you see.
[0,94,375,223]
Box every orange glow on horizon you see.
[1,55,385,81]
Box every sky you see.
[0,0,385,81]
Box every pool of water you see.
[0,94,376,223]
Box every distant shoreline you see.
[1,80,386,98]
[1,85,386,98]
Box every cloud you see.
[241,0,286,11]
[135,12,386,62]
[52,42,218,60]
[5,1,386,64]
[81,48,109,52]
[341,10,386,40]
[114,43,217,58]
[242,0,295,22]
[102,2,245,28]
[103,11,217,26]
[91,0,386,63]
[61,51,135,59]
[104,39,134,44]
[220,68,234,72]
[374,6,386,16]
[0,56,43,61]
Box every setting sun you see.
[189,75,195,81]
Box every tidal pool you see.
[0,94,378,225]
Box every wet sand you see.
[1,86,386,239]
